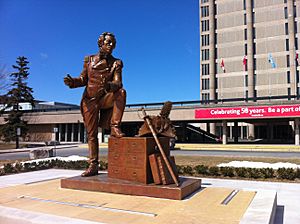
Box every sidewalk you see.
[83,143,300,152]
[176,143,300,152]
[0,169,287,224]
[2,142,300,154]
[0,144,80,154]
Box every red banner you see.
[195,104,300,119]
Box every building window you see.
[284,7,288,19]
[286,39,289,51]
[254,74,257,86]
[244,29,247,40]
[245,75,248,87]
[202,79,210,90]
[201,20,209,32]
[214,3,217,15]
[201,34,209,46]
[287,55,290,67]
[243,0,246,10]
[244,14,247,25]
[201,6,209,17]
[288,88,291,98]
[201,49,209,61]
[296,38,298,50]
[201,0,209,3]
[244,44,248,55]
[201,93,210,103]
[243,126,247,138]
[287,71,291,83]
[297,70,299,83]
[253,27,256,39]
[285,23,289,35]
[201,64,209,75]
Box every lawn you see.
[0,143,26,150]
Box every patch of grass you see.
[0,143,26,150]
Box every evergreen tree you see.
[0,56,34,148]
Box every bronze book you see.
[149,154,162,184]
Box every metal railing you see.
[1,94,299,114]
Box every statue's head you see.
[98,32,116,54]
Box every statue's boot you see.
[110,89,126,138]
[81,139,99,177]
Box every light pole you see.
[53,127,58,156]
[16,127,21,149]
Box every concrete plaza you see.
[0,169,294,223]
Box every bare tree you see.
[0,64,10,96]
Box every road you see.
[1,146,300,161]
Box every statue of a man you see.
[64,32,126,177]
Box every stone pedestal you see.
[61,174,201,200]
[61,137,201,200]
[108,137,170,184]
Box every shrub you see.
[176,165,184,174]
[220,167,235,177]
[235,167,248,178]
[208,166,220,176]
[248,168,264,179]
[37,161,51,170]
[3,163,15,174]
[182,165,194,175]
[277,168,296,180]
[23,162,38,171]
[99,161,108,170]
[296,168,300,179]
[14,162,24,172]
[261,168,275,179]
[194,165,209,175]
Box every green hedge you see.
[1,160,299,181]
[0,159,106,176]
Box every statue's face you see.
[101,35,115,54]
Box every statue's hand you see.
[158,117,171,133]
[106,81,121,92]
[64,74,74,88]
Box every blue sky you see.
[0,0,200,105]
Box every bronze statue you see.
[64,32,126,177]
[138,101,176,138]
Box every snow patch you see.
[22,155,88,164]
[218,161,300,169]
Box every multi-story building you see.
[199,0,300,140]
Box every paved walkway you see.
[176,143,300,152]
[0,144,79,154]
[92,143,300,152]
[2,143,300,154]
[0,169,299,223]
